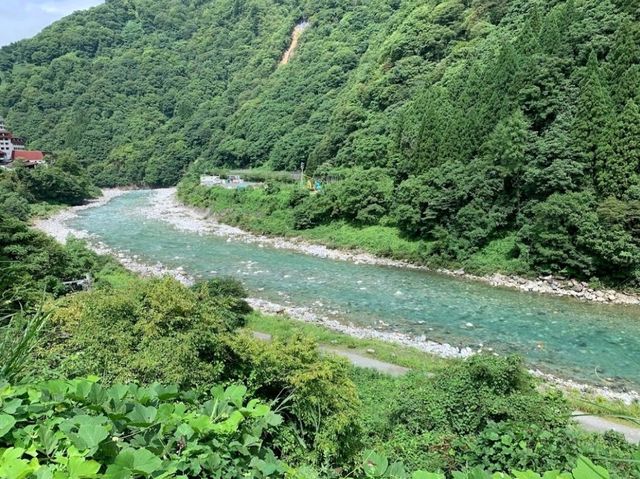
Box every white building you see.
[0,117,14,163]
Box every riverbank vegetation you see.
[4,266,640,477]
[1,183,638,476]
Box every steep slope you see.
[1,0,640,282]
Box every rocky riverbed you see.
[33,187,640,404]
[148,188,640,306]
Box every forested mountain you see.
[1,0,639,282]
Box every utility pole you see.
[300,161,305,187]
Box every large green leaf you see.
[66,456,101,479]
[71,424,109,451]
[0,414,16,438]
[572,457,609,479]
[0,448,38,479]
[113,448,163,476]
[363,450,388,477]
[126,405,157,426]
[412,472,445,479]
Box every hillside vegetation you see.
[2,0,638,284]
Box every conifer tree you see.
[597,100,640,198]
[573,51,614,186]
[607,21,640,99]
[481,109,532,203]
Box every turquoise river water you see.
[70,190,640,389]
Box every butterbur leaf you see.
[572,457,609,479]
[35,466,54,479]
[67,456,101,479]
[114,448,162,476]
[73,381,93,400]
[152,384,179,400]
[386,461,407,479]
[455,469,492,479]
[38,426,60,456]
[104,464,131,479]
[513,472,543,478]
[72,424,109,451]
[126,405,157,426]
[189,415,212,433]
[362,450,388,477]
[0,414,16,438]
[2,399,22,415]
[175,423,194,440]
[211,410,244,434]
[42,380,68,400]
[108,385,129,401]
[224,385,247,406]
[265,412,283,426]
[0,448,38,479]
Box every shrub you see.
[31,277,239,387]
[389,355,569,436]
[225,333,362,466]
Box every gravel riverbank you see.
[32,187,640,404]
[156,188,640,305]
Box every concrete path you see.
[252,331,640,442]
[318,346,410,377]
[572,412,640,444]
[252,331,409,376]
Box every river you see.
[63,189,640,391]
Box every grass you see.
[298,222,431,263]
[465,235,530,276]
[29,201,66,219]
[248,312,640,426]
[245,312,450,373]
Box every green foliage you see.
[0,212,108,314]
[0,378,287,478]
[518,193,640,281]
[14,164,97,206]
[358,450,613,479]
[3,0,639,282]
[389,355,568,437]
[0,310,49,383]
[225,333,362,465]
[31,277,242,387]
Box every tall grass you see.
[0,307,48,382]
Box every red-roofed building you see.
[0,117,46,168]
[13,150,45,161]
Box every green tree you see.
[596,100,640,198]
[573,51,614,185]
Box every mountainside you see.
[2,0,640,282]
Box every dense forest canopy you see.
[1,0,640,283]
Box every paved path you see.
[572,412,640,444]
[252,331,640,442]
[317,346,410,377]
[252,331,409,376]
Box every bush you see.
[293,193,334,229]
[329,169,394,225]
[389,355,569,437]
[31,277,241,387]
[15,164,96,206]
[225,333,362,466]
